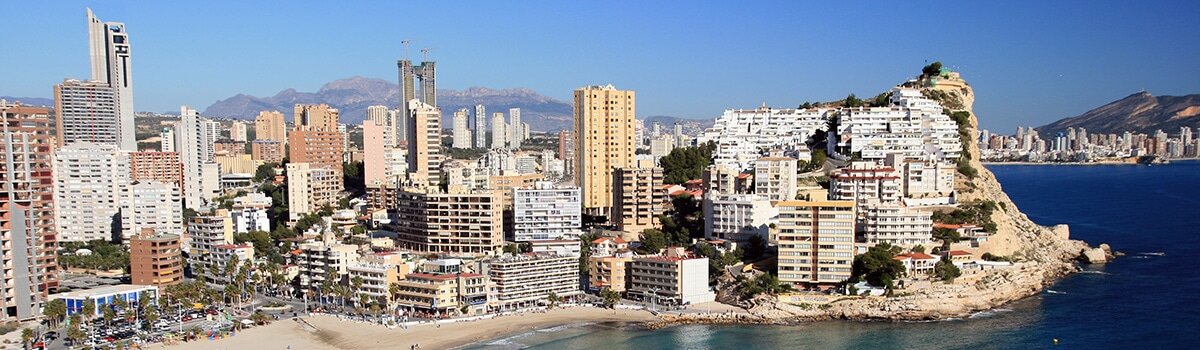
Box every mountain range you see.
[1037,91,1200,135]
[0,96,53,107]
[203,76,580,131]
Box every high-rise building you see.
[229,121,247,142]
[86,8,135,151]
[129,229,183,287]
[363,115,393,186]
[175,106,220,209]
[129,151,184,197]
[119,181,183,241]
[574,85,637,217]
[294,104,339,132]
[0,103,60,319]
[159,127,175,152]
[397,59,436,139]
[53,143,130,242]
[754,156,799,202]
[53,79,120,148]
[202,120,220,160]
[509,108,523,148]
[406,99,443,187]
[491,112,507,149]
[452,108,471,149]
[185,210,233,279]
[484,253,582,311]
[512,182,582,242]
[612,166,664,234]
[254,110,288,144]
[289,128,345,182]
[558,130,575,176]
[776,200,855,287]
[474,104,487,148]
[286,163,340,222]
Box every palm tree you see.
[350,276,364,307]
[546,292,561,309]
[42,299,66,329]
[144,303,160,331]
[21,328,34,349]
[387,282,401,313]
[66,314,85,343]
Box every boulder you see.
[1080,248,1108,264]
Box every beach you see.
[162,306,658,350]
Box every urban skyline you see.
[1,2,1198,133]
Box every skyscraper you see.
[294,104,339,132]
[406,99,444,187]
[254,110,288,144]
[229,121,247,142]
[474,104,487,148]
[86,8,135,151]
[509,108,523,148]
[0,103,60,319]
[53,79,119,148]
[574,85,636,217]
[452,108,471,149]
[397,59,436,139]
[159,127,175,152]
[492,112,507,149]
[175,106,220,209]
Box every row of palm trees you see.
[41,290,162,344]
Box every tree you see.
[351,276,364,306]
[81,298,95,324]
[43,299,66,328]
[600,288,621,309]
[935,257,962,282]
[638,229,667,254]
[66,314,85,342]
[922,61,943,76]
[851,243,905,287]
[546,292,561,309]
[743,235,767,261]
[739,273,793,299]
[143,303,160,331]
[102,306,116,327]
[251,310,271,325]
[658,142,716,184]
[844,94,864,108]
[253,162,279,183]
[21,328,33,349]
[912,245,926,254]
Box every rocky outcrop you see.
[1080,248,1108,264]
[679,71,1099,325]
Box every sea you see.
[467,161,1200,349]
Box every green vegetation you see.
[58,240,129,271]
[738,273,793,299]
[253,162,279,183]
[982,253,1016,263]
[931,200,999,233]
[693,242,743,282]
[932,227,962,244]
[935,256,961,282]
[867,92,892,107]
[446,147,488,160]
[343,161,365,194]
[637,228,667,254]
[235,230,284,264]
[922,61,943,77]
[851,243,905,287]
[659,142,716,184]
[600,288,621,308]
[743,235,767,262]
[844,93,864,108]
[949,110,978,179]
[578,231,599,275]
[258,182,291,232]
[657,194,705,245]
[502,242,532,255]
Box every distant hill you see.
[1037,91,1200,135]
[202,76,575,131]
[0,96,53,107]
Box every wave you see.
[968,308,1013,319]
[1137,252,1166,256]
[1046,290,1067,295]
[1077,270,1109,275]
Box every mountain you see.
[1037,91,1200,135]
[0,96,53,107]
[203,77,575,131]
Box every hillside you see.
[1037,91,1200,135]
[0,96,53,107]
[202,77,576,131]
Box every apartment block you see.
[53,79,120,148]
[754,156,799,202]
[776,200,855,287]
[231,192,271,233]
[612,166,664,234]
[394,189,503,255]
[295,241,360,294]
[254,110,288,144]
[348,252,410,303]
[406,99,443,187]
[213,141,245,156]
[229,121,247,142]
[0,103,60,319]
[574,85,636,217]
[119,181,183,240]
[627,249,714,305]
[129,151,184,197]
[288,129,345,181]
[251,140,284,163]
[703,192,777,241]
[286,162,340,221]
[129,230,183,287]
[588,251,633,292]
[484,253,582,310]
[861,205,933,247]
[511,182,582,242]
[829,161,901,210]
[392,273,489,316]
[185,210,234,282]
[53,142,130,242]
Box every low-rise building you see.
[893,252,938,277]
[232,192,271,233]
[627,248,714,306]
[590,236,629,257]
[860,205,932,247]
[54,285,158,316]
[348,252,411,304]
[392,273,489,316]
[129,230,183,287]
[588,250,633,292]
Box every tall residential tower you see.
[86,8,136,151]
[573,85,636,217]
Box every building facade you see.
[394,189,503,255]
[286,162,340,221]
[53,142,130,242]
[0,103,60,319]
[612,166,664,234]
[485,253,582,310]
[574,85,636,217]
[119,181,183,240]
[53,79,120,148]
[775,200,856,287]
[511,182,582,242]
[129,230,183,287]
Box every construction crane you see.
[421,48,433,62]
[402,40,411,60]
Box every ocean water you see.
[468,161,1200,349]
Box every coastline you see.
[162,306,657,350]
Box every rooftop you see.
[53,284,157,300]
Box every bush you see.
[935,257,961,282]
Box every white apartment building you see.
[512,182,582,242]
[861,205,933,247]
[754,156,798,202]
[53,142,130,242]
[120,181,183,240]
[650,134,676,157]
[186,211,234,281]
[205,244,254,284]
[287,162,340,221]
[231,192,271,233]
[175,106,219,209]
[452,108,472,149]
[515,155,538,175]
[699,106,828,168]
[829,161,902,210]
[883,154,956,201]
[295,241,361,294]
[628,249,715,306]
[775,200,856,287]
[703,191,777,241]
[831,88,961,162]
[484,253,582,310]
[229,121,247,142]
[53,79,121,148]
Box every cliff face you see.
[727,73,1091,322]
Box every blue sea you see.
[468,161,1200,349]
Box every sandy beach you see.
[162,306,658,350]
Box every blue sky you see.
[2,1,1198,133]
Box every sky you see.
[2,1,1199,133]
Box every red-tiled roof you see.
[591,237,627,244]
[947,250,972,256]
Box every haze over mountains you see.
[202,76,580,131]
[1037,91,1200,135]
